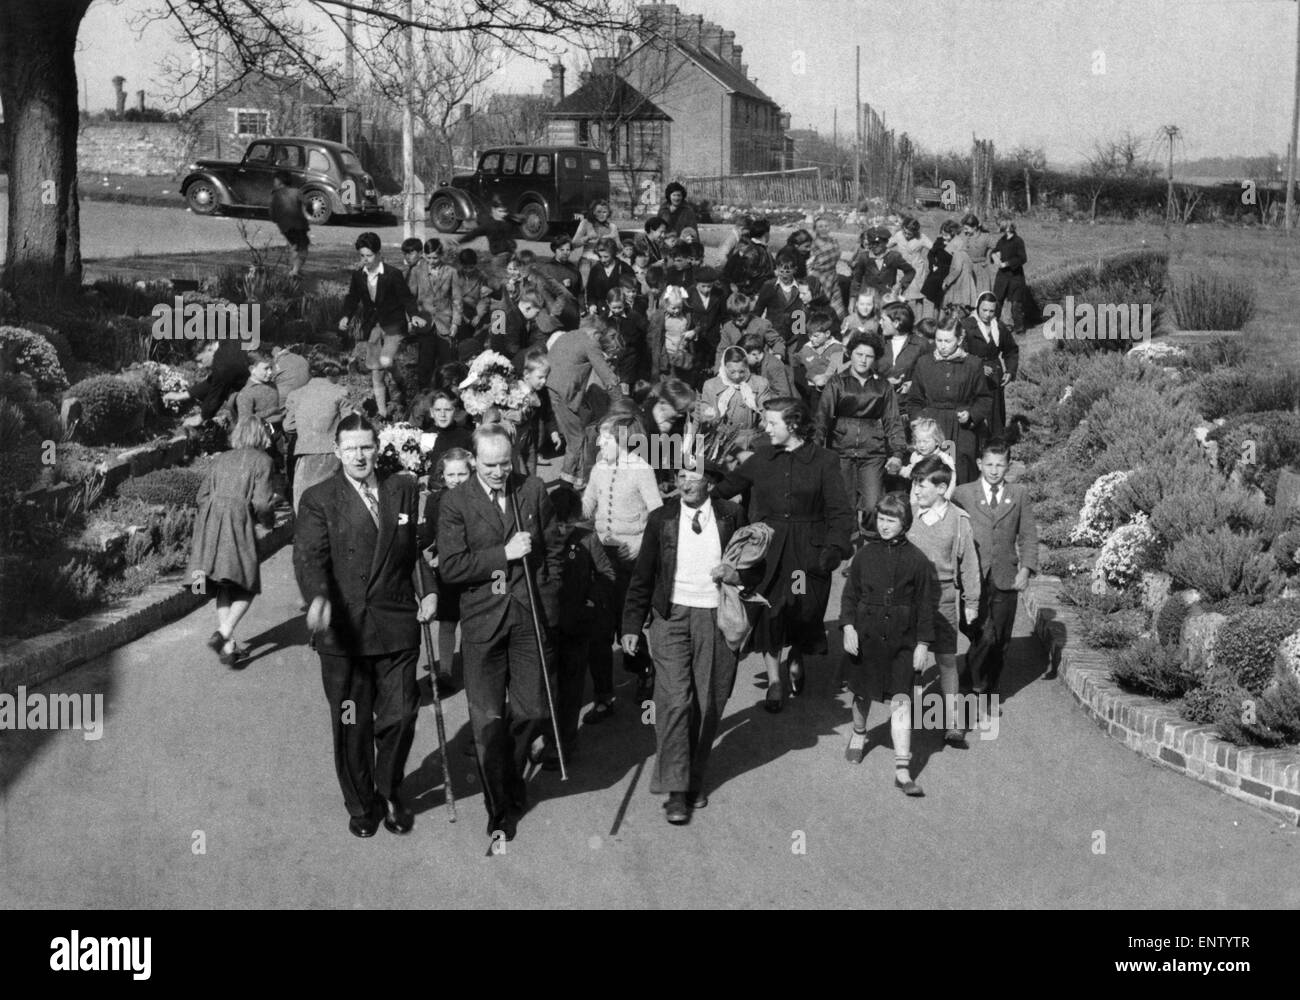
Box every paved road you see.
[2,465,1296,908]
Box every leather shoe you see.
[764,680,784,713]
[687,788,708,809]
[664,792,689,824]
[944,730,969,750]
[383,795,414,834]
[487,811,518,842]
[348,810,380,838]
[895,777,925,797]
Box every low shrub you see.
[1213,599,1300,695]
[1174,336,1248,374]
[1209,411,1300,504]
[1182,673,1250,725]
[91,277,176,318]
[1147,478,1269,545]
[1040,546,1097,578]
[1271,528,1300,575]
[1192,368,1300,421]
[1215,674,1300,747]
[1066,380,1201,475]
[1163,528,1277,603]
[117,466,206,507]
[66,374,153,445]
[0,399,27,451]
[1080,606,1148,648]
[1057,575,1140,614]
[0,325,69,392]
[1169,271,1256,331]
[1155,595,1193,647]
[1111,637,1197,699]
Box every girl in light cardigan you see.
[583,412,664,708]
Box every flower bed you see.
[1010,328,1300,759]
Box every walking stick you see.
[415,557,457,822]
[508,487,568,781]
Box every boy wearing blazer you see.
[950,437,1037,697]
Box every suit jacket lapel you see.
[335,469,373,537]
[662,501,681,583]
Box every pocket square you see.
[398,512,410,525]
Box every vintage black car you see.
[180,137,381,224]
[426,145,610,241]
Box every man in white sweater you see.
[621,464,747,824]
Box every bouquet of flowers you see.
[458,350,539,421]
[137,361,192,414]
[376,421,429,477]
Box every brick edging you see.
[1023,576,1300,825]
[0,512,296,695]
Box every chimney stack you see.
[579,69,592,88]
[112,76,126,116]
[731,43,744,71]
[683,13,704,47]
[720,31,735,65]
[136,90,145,112]
[701,22,723,57]
[617,34,633,60]
[545,60,566,104]
[639,3,680,37]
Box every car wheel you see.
[428,195,461,234]
[303,190,333,225]
[517,203,548,242]
[186,180,220,216]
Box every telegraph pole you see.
[854,46,861,208]
[1162,124,1180,224]
[1286,0,1300,233]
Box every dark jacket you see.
[686,285,727,366]
[874,332,930,389]
[341,262,420,337]
[921,236,952,305]
[293,469,430,656]
[814,370,908,461]
[558,525,617,637]
[436,473,564,639]
[753,277,829,346]
[622,497,747,630]
[724,241,775,297]
[960,314,1019,383]
[658,201,699,235]
[839,534,936,650]
[905,349,993,482]
[849,249,915,302]
[460,217,517,257]
[585,259,634,314]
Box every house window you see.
[578,120,590,145]
[233,109,270,136]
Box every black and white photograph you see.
[0,0,1298,944]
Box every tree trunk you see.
[0,0,92,297]
[1024,167,1032,211]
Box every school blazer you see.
[950,481,1038,591]
[341,263,419,336]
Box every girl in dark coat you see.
[420,447,474,693]
[188,416,276,667]
[905,316,992,485]
[840,493,935,796]
[713,396,855,712]
[992,216,1028,334]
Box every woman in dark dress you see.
[840,492,935,796]
[713,397,854,712]
[188,416,276,667]
[992,216,1028,335]
[905,314,991,485]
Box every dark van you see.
[426,146,610,241]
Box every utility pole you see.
[854,45,861,208]
[403,0,418,239]
[1162,124,1180,224]
[1287,0,1300,233]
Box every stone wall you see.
[77,122,195,177]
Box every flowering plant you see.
[1092,513,1159,590]
[0,326,68,392]
[1277,630,1300,683]
[376,421,429,477]
[135,361,191,413]
[458,350,538,418]
[1069,470,1131,546]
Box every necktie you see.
[361,483,379,526]
[691,508,703,534]
[992,486,1001,507]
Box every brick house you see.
[184,72,357,162]
[564,4,790,182]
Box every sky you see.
[74,0,1296,169]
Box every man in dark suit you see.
[960,293,1019,436]
[622,462,747,825]
[436,424,564,842]
[685,265,727,374]
[294,413,437,838]
[950,437,1038,699]
[337,231,427,420]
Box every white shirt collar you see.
[983,479,1002,504]
[346,472,379,494]
[919,499,948,525]
[681,498,713,526]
